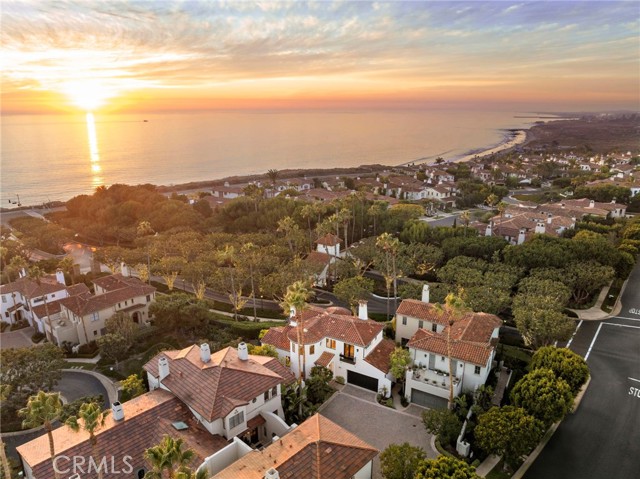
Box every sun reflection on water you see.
[86,112,103,188]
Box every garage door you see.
[411,389,448,409]
[347,370,378,392]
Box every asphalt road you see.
[525,260,640,479]
[56,370,110,408]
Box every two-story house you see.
[52,272,156,345]
[144,343,295,446]
[261,302,395,394]
[395,286,501,408]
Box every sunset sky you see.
[2,0,639,114]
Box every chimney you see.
[589,199,595,208]
[238,342,249,361]
[517,228,527,245]
[55,268,66,286]
[112,402,124,421]
[264,469,280,479]
[535,222,546,235]
[271,435,280,443]
[120,262,130,277]
[158,357,170,381]
[200,343,211,363]
[547,213,553,225]
[422,284,430,303]
[485,221,493,237]
[19,268,26,279]
[358,300,368,320]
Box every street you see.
[525,259,640,479]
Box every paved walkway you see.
[0,326,35,349]
[476,455,501,477]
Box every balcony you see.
[339,354,356,365]
[410,367,460,391]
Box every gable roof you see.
[0,275,66,299]
[287,309,383,347]
[364,338,395,373]
[17,389,228,479]
[212,414,378,479]
[144,346,295,422]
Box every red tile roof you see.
[306,251,333,265]
[396,299,454,326]
[17,389,228,479]
[144,346,295,422]
[212,414,378,479]
[314,351,336,368]
[316,233,342,246]
[407,312,501,366]
[260,325,292,351]
[0,276,66,298]
[286,310,383,347]
[364,338,395,373]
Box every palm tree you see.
[281,280,311,418]
[66,401,110,479]
[460,210,470,237]
[1,385,14,479]
[144,435,197,479]
[497,201,508,238]
[240,242,259,321]
[376,233,400,320]
[19,391,63,479]
[266,169,279,189]
[58,257,75,285]
[435,292,469,410]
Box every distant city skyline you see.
[2,0,639,114]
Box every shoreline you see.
[451,129,528,163]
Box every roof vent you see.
[172,421,188,431]
[264,468,280,479]
[111,402,124,421]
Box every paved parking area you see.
[0,327,35,349]
[320,385,436,479]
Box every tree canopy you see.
[510,368,574,426]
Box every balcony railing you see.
[411,367,460,389]
[339,354,356,365]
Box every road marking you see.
[584,323,603,361]
[611,316,640,322]
[565,320,583,348]
[603,322,640,330]
[629,378,640,383]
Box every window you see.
[431,323,438,332]
[474,366,481,375]
[146,295,151,302]
[253,397,257,403]
[272,386,277,396]
[402,316,407,325]
[264,391,269,401]
[285,356,291,366]
[1,296,5,303]
[441,356,445,361]
[418,320,423,329]
[93,330,98,336]
[91,312,99,322]
[309,345,315,355]
[229,411,244,429]
[326,338,336,349]
[343,343,355,359]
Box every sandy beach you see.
[451,129,528,163]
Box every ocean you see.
[1,109,539,207]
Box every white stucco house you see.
[144,343,295,446]
[261,302,395,395]
[395,286,502,408]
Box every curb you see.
[62,369,119,405]
[571,376,591,414]
[512,421,561,479]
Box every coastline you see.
[451,129,528,164]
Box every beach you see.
[451,129,528,163]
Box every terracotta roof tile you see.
[314,351,336,368]
[17,390,229,479]
[315,233,342,246]
[306,251,333,265]
[144,346,295,422]
[364,338,395,373]
[212,414,378,479]
[284,311,384,347]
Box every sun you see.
[63,80,115,111]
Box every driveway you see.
[0,327,35,349]
[320,384,436,479]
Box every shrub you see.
[530,346,589,394]
[334,376,345,385]
[31,332,45,343]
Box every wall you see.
[200,437,253,476]
[354,460,374,479]
[395,314,442,345]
